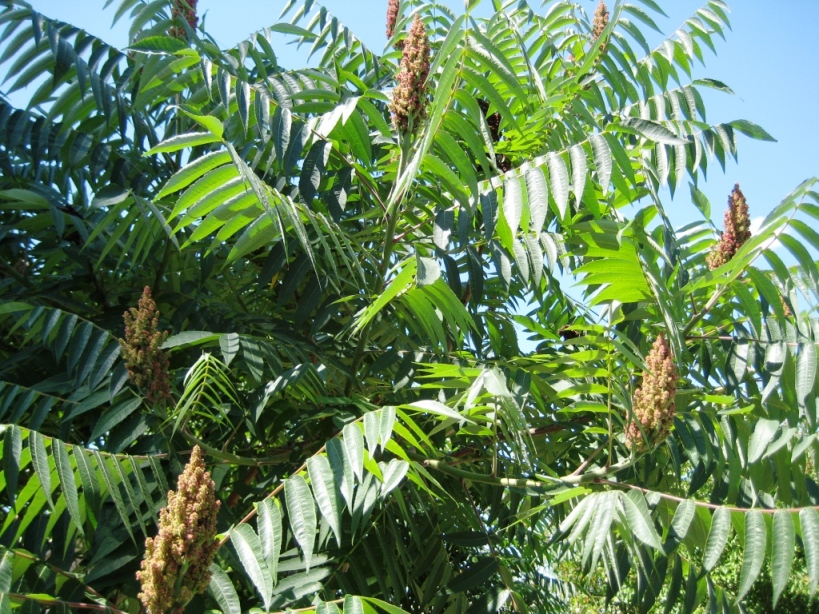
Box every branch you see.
[5,593,126,613]
[181,429,296,466]
[416,455,634,489]
[216,442,327,550]
[6,549,112,604]
[595,479,819,513]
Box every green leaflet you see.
[28,431,54,511]
[379,459,409,496]
[127,35,189,54]
[156,150,231,200]
[353,259,416,333]
[525,167,548,234]
[343,595,365,614]
[771,510,795,609]
[285,474,317,573]
[590,132,612,193]
[307,455,343,548]
[342,422,365,483]
[619,491,662,551]
[585,491,617,569]
[736,510,766,603]
[327,438,355,510]
[702,506,731,573]
[231,523,273,610]
[796,343,817,408]
[3,425,22,507]
[747,418,780,465]
[53,441,83,536]
[666,499,696,551]
[257,498,283,585]
[546,152,569,222]
[0,546,13,593]
[359,597,412,614]
[93,451,136,545]
[363,412,380,456]
[208,564,242,614]
[403,400,473,424]
[503,174,523,236]
[800,508,819,598]
[144,131,221,156]
[569,143,587,209]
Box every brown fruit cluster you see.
[137,446,221,614]
[707,184,752,270]
[169,0,198,39]
[626,334,677,451]
[120,286,171,404]
[592,1,610,51]
[389,15,430,135]
[780,293,793,318]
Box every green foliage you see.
[0,0,818,612]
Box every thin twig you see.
[570,442,605,477]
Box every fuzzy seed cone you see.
[137,446,221,614]
[389,15,430,135]
[120,286,171,404]
[626,334,677,451]
[169,0,198,38]
[707,184,752,270]
[386,0,399,40]
[592,1,610,50]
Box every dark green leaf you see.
[448,557,498,593]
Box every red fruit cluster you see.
[137,446,221,614]
[120,286,171,404]
[386,0,399,40]
[626,334,677,451]
[169,0,198,39]
[389,15,430,135]
[592,1,610,51]
[707,184,752,270]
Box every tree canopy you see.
[1,0,818,612]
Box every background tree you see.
[0,0,818,612]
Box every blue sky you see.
[12,0,819,230]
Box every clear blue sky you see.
[13,0,819,229]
